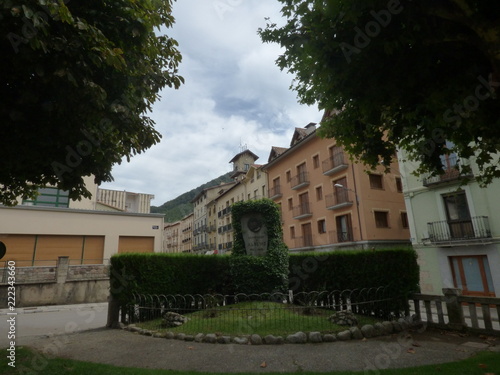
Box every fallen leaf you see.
[478,363,488,368]
[187,346,194,350]
[260,362,267,368]
[362,338,367,342]
[407,348,416,354]
[412,342,421,347]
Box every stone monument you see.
[241,213,268,256]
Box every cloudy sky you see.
[101,0,322,206]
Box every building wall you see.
[0,206,163,261]
[164,221,180,253]
[180,213,193,253]
[265,129,409,251]
[400,153,500,296]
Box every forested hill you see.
[150,172,233,223]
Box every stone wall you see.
[0,256,109,308]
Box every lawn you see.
[133,301,380,336]
[0,347,498,375]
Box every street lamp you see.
[333,183,363,241]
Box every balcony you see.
[290,172,310,190]
[325,190,353,210]
[292,202,312,219]
[294,235,313,249]
[218,206,232,218]
[426,216,491,245]
[268,185,282,200]
[422,156,472,187]
[218,224,233,234]
[322,152,348,176]
[329,230,354,243]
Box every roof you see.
[229,149,259,164]
[267,146,288,163]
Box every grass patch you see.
[0,347,498,375]
[134,301,380,336]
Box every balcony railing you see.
[268,185,282,200]
[322,152,348,175]
[218,207,232,218]
[294,235,313,248]
[325,190,353,210]
[422,156,472,187]
[290,172,310,190]
[328,230,354,243]
[427,216,491,243]
[292,202,312,219]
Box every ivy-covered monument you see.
[229,199,289,294]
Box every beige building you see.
[191,182,235,254]
[263,123,410,252]
[179,213,194,253]
[0,176,163,265]
[163,221,180,253]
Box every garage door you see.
[0,235,36,266]
[118,236,154,253]
[0,235,105,266]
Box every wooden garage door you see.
[35,235,84,266]
[118,236,154,253]
[0,235,36,266]
[82,236,105,264]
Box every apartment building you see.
[0,176,163,264]
[191,182,236,253]
[164,221,180,253]
[399,148,500,297]
[215,150,267,254]
[179,213,194,253]
[263,123,410,252]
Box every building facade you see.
[0,176,163,265]
[400,150,500,297]
[179,213,194,253]
[163,221,180,253]
[263,123,410,252]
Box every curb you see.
[121,315,424,345]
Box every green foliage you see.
[110,253,233,303]
[0,0,183,205]
[288,248,419,315]
[230,199,289,294]
[259,1,500,185]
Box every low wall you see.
[0,256,110,308]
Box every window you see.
[396,177,403,193]
[336,214,352,242]
[443,191,473,238]
[23,187,70,208]
[244,163,250,171]
[286,170,291,182]
[316,186,323,201]
[369,174,384,189]
[290,226,296,239]
[288,198,293,211]
[317,219,326,234]
[401,212,409,228]
[374,211,389,228]
[313,155,320,169]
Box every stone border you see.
[121,316,423,345]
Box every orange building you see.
[263,123,410,251]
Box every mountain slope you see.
[151,172,233,222]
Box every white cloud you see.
[101,0,322,206]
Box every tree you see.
[0,0,183,205]
[259,0,500,184]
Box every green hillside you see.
[151,172,233,222]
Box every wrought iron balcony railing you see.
[292,202,312,219]
[325,190,353,210]
[268,185,282,200]
[322,152,348,175]
[290,172,310,190]
[426,216,491,243]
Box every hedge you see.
[110,248,419,307]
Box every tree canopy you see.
[0,0,183,205]
[259,0,500,184]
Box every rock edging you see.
[122,316,423,345]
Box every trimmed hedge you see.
[110,248,419,310]
[110,253,232,303]
[288,248,419,296]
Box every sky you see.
[101,0,322,206]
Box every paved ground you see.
[1,303,498,373]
